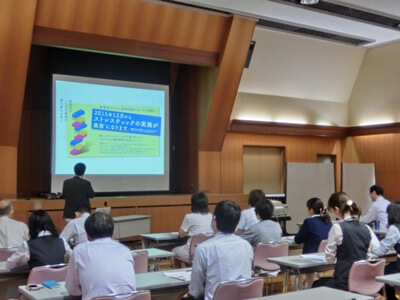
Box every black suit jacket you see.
[62,176,95,218]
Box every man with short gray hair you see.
[0,200,29,248]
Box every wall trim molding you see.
[230,120,400,137]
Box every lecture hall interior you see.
[2,0,400,234]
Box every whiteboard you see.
[342,163,375,218]
[286,163,335,234]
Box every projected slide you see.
[52,75,169,193]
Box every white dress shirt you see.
[0,216,29,248]
[236,207,258,231]
[360,196,390,228]
[372,224,400,256]
[189,232,253,300]
[6,231,71,269]
[66,237,136,300]
[60,212,90,245]
[325,217,379,264]
[172,213,213,261]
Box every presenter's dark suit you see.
[62,176,95,219]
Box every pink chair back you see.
[213,277,264,300]
[317,239,327,253]
[253,242,289,271]
[132,251,148,274]
[188,233,214,262]
[348,259,385,296]
[91,290,151,300]
[27,265,68,284]
[0,248,17,261]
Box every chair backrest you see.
[317,239,327,253]
[27,265,68,284]
[0,248,17,261]
[132,251,148,274]
[253,242,289,271]
[189,233,214,262]
[91,290,151,300]
[213,277,264,300]
[348,259,385,296]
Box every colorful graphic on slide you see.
[66,103,161,158]
[70,109,88,156]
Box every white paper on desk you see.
[301,254,327,262]
[281,236,295,244]
[164,271,191,281]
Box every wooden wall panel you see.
[200,16,257,151]
[350,133,400,201]
[10,194,248,232]
[0,0,37,198]
[199,151,221,193]
[33,0,231,66]
[0,146,18,198]
[214,132,342,194]
[0,0,37,147]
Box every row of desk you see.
[17,281,376,300]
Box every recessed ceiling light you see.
[300,0,319,4]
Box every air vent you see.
[257,19,371,46]
[278,0,400,30]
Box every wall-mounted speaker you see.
[244,40,256,69]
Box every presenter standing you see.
[62,163,95,220]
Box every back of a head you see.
[191,192,209,214]
[85,212,114,240]
[75,204,91,214]
[255,198,274,220]
[248,189,264,207]
[214,200,241,233]
[370,185,384,196]
[29,210,59,239]
[307,197,330,224]
[388,201,400,226]
[328,192,361,218]
[0,200,12,216]
[74,162,86,176]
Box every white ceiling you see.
[169,0,400,48]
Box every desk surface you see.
[113,215,151,222]
[132,248,175,259]
[0,261,30,276]
[248,286,373,300]
[268,253,332,272]
[136,268,191,290]
[18,282,79,300]
[141,232,180,241]
[376,273,400,287]
[18,269,191,300]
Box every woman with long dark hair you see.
[295,197,332,253]
[312,192,378,290]
[6,210,71,269]
[295,197,332,288]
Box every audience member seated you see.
[182,200,253,300]
[0,200,29,248]
[360,184,390,229]
[66,212,136,299]
[172,192,213,267]
[312,192,379,291]
[372,202,400,300]
[6,210,72,269]
[240,198,282,248]
[235,189,264,235]
[295,197,332,288]
[60,205,91,247]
